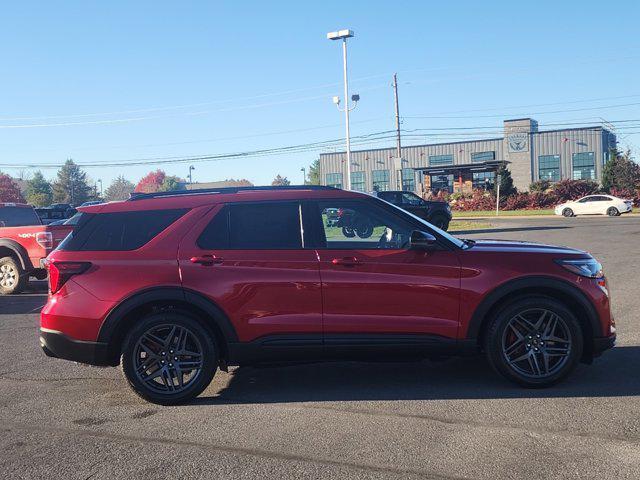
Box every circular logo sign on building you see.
[507,132,529,152]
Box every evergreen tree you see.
[602,148,639,192]
[271,174,291,186]
[161,175,184,192]
[104,175,135,201]
[25,171,53,206]
[496,164,516,196]
[307,159,320,185]
[52,159,92,205]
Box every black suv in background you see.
[374,191,452,230]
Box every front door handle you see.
[190,255,223,266]
[331,256,362,267]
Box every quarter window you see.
[372,170,390,191]
[572,152,595,180]
[539,155,561,181]
[198,203,302,250]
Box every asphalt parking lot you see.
[1,215,639,479]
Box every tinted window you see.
[198,203,302,250]
[0,207,41,226]
[60,209,187,251]
[401,193,424,206]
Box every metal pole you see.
[342,38,351,191]
[495,174,501,216]
[301,167,306,185]
[393,73,401,160]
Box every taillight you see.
[47,261,91,294]
[36,231,53,249]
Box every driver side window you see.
[314,200,414,250]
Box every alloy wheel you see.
[133,323,204,394]
[0,264,17,289]
[501,308,572,378]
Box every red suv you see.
[40,186,616,404]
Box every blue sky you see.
[1,0,639,189]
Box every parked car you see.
[35,204,77,225]
[0,203,74,294]
[555,194,633,217]
[372,191,452,230]
[40,185,615,404]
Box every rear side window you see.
[197,202,302,249]
[60,209,187,251]
[0,207,41,227]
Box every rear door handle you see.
[190,255,223,266]
[331,256,362,266]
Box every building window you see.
[471,151,495,163]
[372,170,390,191]
[401,168,415,191]
[572,152,595,180]
[430,174,454,193]
[472,171,496,190]
[429,154,454,166]
[326,173,342,189]
[539,155,561,182]
[351,171,366,192]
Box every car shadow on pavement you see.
[0,292,48,314]
[199,346,639,403]
[452,226,570,235]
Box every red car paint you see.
[39,187,615,371]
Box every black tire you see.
[430,214,450,231]
[341,226,356,238]
[562,208,574,218]
[354,220,374,239]
[607,207,619,217]
[484,296,583,388]
[121,312,218,405]
[0,256,28,295]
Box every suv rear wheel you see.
[430,214,450,231]
[121,312,218,405]
[0,256,28,295]
[484,296,583,387]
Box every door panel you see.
[178,204,322,342]
[310,199,461,339]
[316,248,461,337]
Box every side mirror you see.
[410,230,437,250]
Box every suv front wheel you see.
[121,312,218,405]
[484,296,583,388]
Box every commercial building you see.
[318,118,617,194]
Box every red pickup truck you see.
[0,203,73,294]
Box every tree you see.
[496,164,516,196]
[0,172,25,202]
[104,175,135,201]
[52,159,92,205]
[602,148,640,192]
[271,174,291,186]
[307,159,320,185]
[135,169,166,193]
[25,171,53,206]
[161,175,184,192]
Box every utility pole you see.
[393,73,401,160]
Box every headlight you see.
[555,258,603,278]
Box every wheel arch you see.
[0,239,33,271]
[466,276,600,360]
[97,287,238,366]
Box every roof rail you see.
[128,184,337,201]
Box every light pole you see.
[189,165,195,184]
[97,179,102,197]
[300,167,306,185]
[327,29,357,190]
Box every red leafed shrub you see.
[450,190,495,211]
[610,187,640,207]
[551,179,599,202]
[135,169,166,193]
[502,193,531,210]
[0,173,25,203]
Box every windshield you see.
[380,198,465,249]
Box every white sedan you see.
[555,194,633,217]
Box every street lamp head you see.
[327,29,354,40]
[332,96,341,105]
[351,94,360,102]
